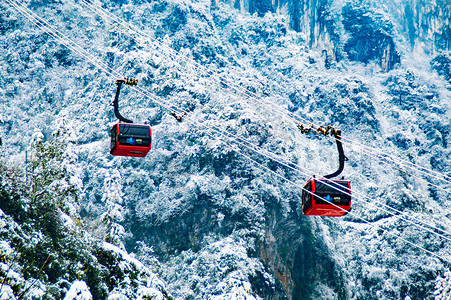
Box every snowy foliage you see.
[63,280,93,300]
[0,0,450,299]
[0,201,171,299]
[100,169,127,249]
[164,233,271,299]
[100,242,167,300]
[0,154,170,299]
[435,271,451,300]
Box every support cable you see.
[7,0,451,264]
[79,0,451,188]
[9,0,451,243]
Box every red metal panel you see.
[110,123,151,158]
[303,204,350,217]
[111,145,150,157]
[303,179,351,217]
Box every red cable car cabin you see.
[302,179,351,217]
[110,123,151,157]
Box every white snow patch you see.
[63,280,92,300]
[0,285,16,300]
[0,241,13,257]
[102,242,144,270]
[107,293,128,300]
[137,287,164,300]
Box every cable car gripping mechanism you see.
[112,77,138,124]
[118,77,138,86]
[297,123,349,179]
[297,123,338,136]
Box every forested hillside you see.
[0,0,450,299]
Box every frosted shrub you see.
[164,234,270,299]
[27,128,81,239]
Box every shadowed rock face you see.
[256,202,348,300]
[129,193,347,299]
[342,2,401,72]
[401,0,451,53]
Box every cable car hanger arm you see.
[324,130,348,179]
[298,123,348,179]
[111,78,138,124]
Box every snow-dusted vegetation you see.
[0,0,450,299]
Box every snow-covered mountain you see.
[0,0,450,299]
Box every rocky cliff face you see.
[214,0,450,71]
[256,203,348,300]
[129,178,348,299]
[396,0,451,53]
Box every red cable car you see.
[110,78,152,158]
[302,178,351,217]
[110,123,151,157]
[301,129,352,217]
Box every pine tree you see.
[27,119,81,241]
[434,271,451,299]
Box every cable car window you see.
[118,124,151,147]
[313,180,350,205]
[119,124,150,137]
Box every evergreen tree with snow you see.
[28,127,80,240]
[100,169,127,250]
[435,271,451,300]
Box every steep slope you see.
[0,0,450,299]
[0,136,170,299]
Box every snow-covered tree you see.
[27,122,82,239]
[100,169,127,250]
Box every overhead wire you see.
[4,0,186,117]
[77,0,275,123]
[78,0,314,122]
[346,139,451,190]
[9,0,451,251]
[7,1,114,79]
[197,121,451,243]
[193,123,451,242]
[75,0,451,239]
[9,0,451,242]
[30,0,451,247]
[78,0,451,189]
[341,135,451,182]
[7,0,451,264]
[74,0,451,236]
[193,120,451,265]
[347,142,451,194]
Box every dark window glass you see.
[119,124,150,137]
[313,180,350,205]
[302,181,313,212]
[110,125,117,151]
[118,124,151,147]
